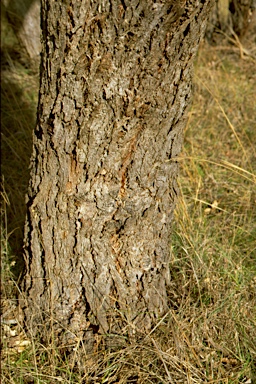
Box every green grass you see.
[1,11,256,384]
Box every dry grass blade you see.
[195,76,248,161]
[170,156,256,183]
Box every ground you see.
[1,10,256,384]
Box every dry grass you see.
[1,12,256,384]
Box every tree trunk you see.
[3,0,41,61]
[206,0,255,40]
[229,0,255,36]
[21,0,213,348]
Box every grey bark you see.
[21,0,213,348]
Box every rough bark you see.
[21,0,213,348]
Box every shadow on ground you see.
[1,45,38,279]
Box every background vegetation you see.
[1,4,256,383]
